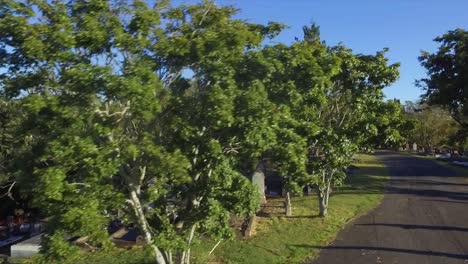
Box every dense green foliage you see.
[366,99,416,149]
[419,29,468,132]
[0,1,400,263]
[403,102,462,151]
[417,28,468,150]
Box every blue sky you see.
[179,0,468,102]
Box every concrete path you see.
[311,151,468,264]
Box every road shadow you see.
[335,186,468,201]
[375,151,468,178]
[421,199,468,204]
[355,223,468,232]
[293,245,468,260]
[385,186,468,201]
[336,177,468,195]
[389,179,468,187]
[335,152,468,200]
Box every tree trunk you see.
[180,225,196,264]
[128,187,168,264]
[324,180,331,207]
[285,192,292,216]
[317,189,328,217]
[317,170,333,217]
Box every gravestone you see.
[251,171,266,205]
[304,185,313,196]
[10,234,42,258]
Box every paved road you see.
[311,151,468,264]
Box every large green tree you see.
[0,2,404,263]
[0,98,21,195]
[245,25,399,217]
[0,1,280,263]
[366,100,415,149]
[419,29,468,131]
[404,103,461,151]
[308,45,399,216]
[237,24,339,202]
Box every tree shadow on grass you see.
[280,215,320,219]
[333,171,387,195]
[251,244,282,256]
[385,186,468,201]
[389,179,468,187]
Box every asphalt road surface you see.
[311,151,468,264]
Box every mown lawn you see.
[13,247,155,264]
[192,153,389,264]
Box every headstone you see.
[304,185,313,196]
[10,234,42,258]
[251,171,266,205]
[136,235,146,246]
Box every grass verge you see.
[11,247,155,264]
[193,154,389,264]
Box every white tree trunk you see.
[128,187,167,264]
[286,192,292,216]
[180,225,197,264]
[324,179,331,207]
[317,189,328,217]
[318,169,334,217]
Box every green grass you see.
[12,247,155,264]
[193,154,389,264]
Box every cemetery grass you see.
[192,154,388,264]
[11,247,155,264]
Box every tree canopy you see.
[419,29,468,131]
[402,102,462,151]
[0,1,401,263]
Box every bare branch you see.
[0,181,16,200]
[209,240,222,255]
